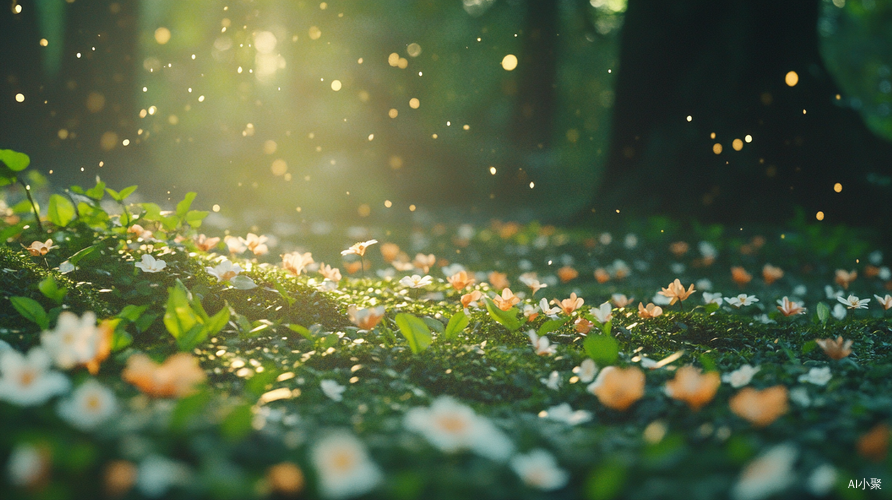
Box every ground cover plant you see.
[1,149,891,500]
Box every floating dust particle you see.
[501,54,517,71]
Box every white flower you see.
[639,357,659,369]
[669,262,686,274]
[806,464,837,496]
[540,403,592,425]
[698,241,718,259]
[40,311,102,370]
[510,449,569,491]
[404,396,513,461]
[224,235,247,254]
[722,364,760,388]
[7,443,48,487]
[869,250,883,265]
[725,294,759,308]
[523,304,540,319]
[312,432,382,499]
[206,259,243,282]
[732,443,797,500]
[824,286,843,300]
[441,263,466,276]
[399,274,433,288]
[320,380,346,402]
[702,292,723,306]
[837,294,869,310]
[575,358,598,383]
[136,455,192,498]
[879,266,891,280]
[831,303,847,320]
[0,347,70,406]
[134,254,166,273]
[58,260,76,274]
[696,278,714,291]
[798,367,832,386]
[57,379,117,431]
[527,331,556,356]
[789,387,811,407]
[539,298,561,317]
[652,292,672,306]
[590,302,613,324]
[230,275,257,290]
[541,370,561,390]
[623,233,638,249]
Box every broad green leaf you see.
[134,313,157,333]
[108,319,133,351]
[483,297,523,332]
[395,313,432,354]
[699,354,717,372]
[117,304,148,322]
[597,320,612,336]
[176,191,197,218]
[164,281,200,348]
[12,199,34,214]
[67,245,96,266]
[801,340,817,354]
[47,194,75,227]
[139,202,163,221]
[160,215,179,231]
[0,149,30,171]
[422,316,445,333]
[38,276,66,304]
[204,305,231,337]
[245,366,279,398]
[84,180,106,200]
[537,317,570,336]
[703,302,721,314]
[117,185,138,201]
[76,202,109,227]
[584,334,619,367]
[185,210,208,228]
[10,296,49,330]
[816,302,830,325]
[319,333,340,350]
[272,279,296,306]
[585,461,627,500]
[287,324,315,341]
[443,311,469,342]
[104,187,121,201]
[230,275,257,290]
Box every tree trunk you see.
[589,0,892,226]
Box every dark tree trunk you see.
[589,0,892,227]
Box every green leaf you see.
[10,296,49,330]
[537,317,570,336]
[816,302,830,325]
[117,185,138,201]
[245,366,279,398]
[220,404,253,441]
[84,180,106,200]
[176,192,197,218]
[139,202,163,221]
[703,302,721,314]
[117,304,148,322]
[104,187,121,201]
[164,281,200,349]
[272,279,296,306]
[801,340,817,354]
[699,354,717,372]
[585,461,627,500]
[184,210,208,228]
[67,245,97,266]
[110,321,133,351]
[47,194,75,227]
[422,316,445,333]
[395,313,432,354]
[584,334,619,367]
[287,324,315,341]
[483,297,523,332]
[38,276,66,304]
[0,149,31,171]
[134,313,157,333]
[319,333,340,350]
[443,311,469,342]
[169,391,211,432]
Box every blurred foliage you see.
[819,0,892,141]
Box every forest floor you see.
[1,181,891,500]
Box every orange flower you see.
[127,224,152,240]
[85,320,114,375]
[815,336,852,360]
[555,293,584,315]
[23,239,56,256]
[488,271,510,291]
[266,462,306,495]
[594,268,610,284]
[835,269,857,290]
[318,263,342,282]
[574,317,594,334]
[611,294,633,308]
[446,271,475,291]
[875,294,892,311]
[343,261,363,275]
[194,234,221,252]
[669,241,689,258]
[659,279,696,305]
[347,305,385,330]
[762,264,784,285]
[461,290,482,309]
[341,239,378,257]
[104,460,137,498]
[557,266,578,283]
[665,366,720,411]
[587,366,646,411]
[776,297,806,317]
[857,423,890,462]
[379,242,401,263]
[729,386,789,427]
[731,267,752,287]
[497,221,520,239]
[412,253,436,273]
[122,353,206,398]
[864,265,880,279]
[493,288,520,311]
[638,302,663,319]
[282,251,314,276]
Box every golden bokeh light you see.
[833,183,842,193]
[86,92,106,113]
[816,211,825,221]
[39,38,48,47]
[745,134,752,143]
[15,93,25,103]
[732,139,743,151]
[100,131,119,151]
[308,26,322,40]
[263,140,277,154]
[409,98,420,109]
[357,204,371,217]
[271,159,288,176]
[712,143,723,154]
[331,80,342,91]
[154,27,171,45]
[501,54,518,71]
[388,108,398,118]
[407,43,422,57]
[389,156,403,169]
[785,71,799,87]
